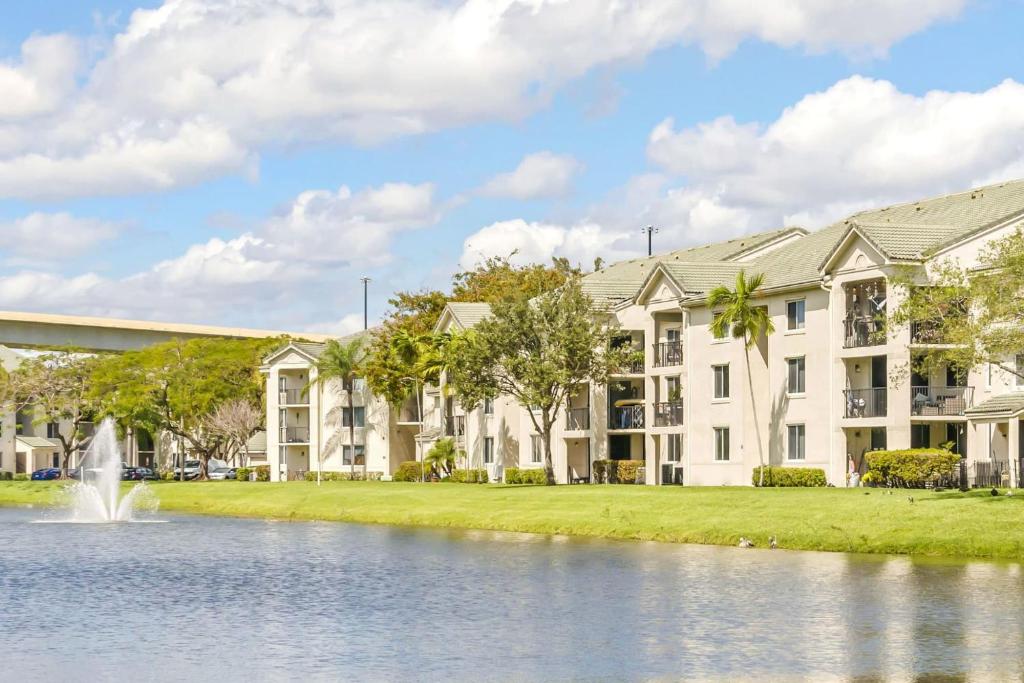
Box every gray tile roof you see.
[446,302,493,329]
[246,430,267,453]
[964,392,1024,419]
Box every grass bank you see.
[2,480,1022,560]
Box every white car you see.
[208,467,237,481]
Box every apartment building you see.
[429,180,1024,487]
[261,336,417,481]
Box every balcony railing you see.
[911,386,973,416]
[279,388,308,405]
[844,317,886,348]
[653,400,683,427]
[282,426,310,443]
[566,407,590,431]
[613,353,645,374]
[910,320,945,345]
[843,388,887,418]
[652,341,683,368]
[444,415,466,438]
[609,405,644,430]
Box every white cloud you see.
[0,212,125,260]
[479,151,583,199]
[0,0,966,199]
[305,313,366,337]
[646,76,1024,229]
[460,218,634,269]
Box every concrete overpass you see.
[0,310,334,352]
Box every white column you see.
[1009,418,1021,489]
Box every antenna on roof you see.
[642,225,659,256]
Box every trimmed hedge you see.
[504,467,549,485]
[447,469,489,484]
[865,448,960,488]
[0,471,12,481]
[254,465,270,482]
[235,467,251,482]
[302,470,384,482]
[13,473,28,481]
[593,459,644,484]
[393,461,426,482]
[752,466,827,487]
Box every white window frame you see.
[483,437,494,464]
[714,427,730,461]
[787,424,806,461]
[713,364,730,400]
[530,434,543,463]
[786,299,806,331]
[342,444,366,466]
[787,356,806,396]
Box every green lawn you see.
[2,480,1022,560]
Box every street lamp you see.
[641,225,659,256]
[401,377,424,483]
[360,277,371,330]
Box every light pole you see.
[360,277,371,330]
[642,225,659,256]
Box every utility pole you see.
[360,277,371,330]
[642,225,659,256]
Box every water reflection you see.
[1,508,1022,682]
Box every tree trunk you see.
[198,453,210,481]
[348,379,356,480]
[60,450,73,481]
[542,419,555,486]
[745,343,767,487]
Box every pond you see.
[1,507,1022,681]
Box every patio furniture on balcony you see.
[652,341,682,368]
[844,316,885,348]
[843,388,887,418]
[910,386,973,416]
[282,426,310,443]
[653,400,683,427]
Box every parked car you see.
[31,468,61,481]
[172,460,203,480]
[126,467,158,481]
[209,467,237,481]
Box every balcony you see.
[653,400,683,427]
[613,352,645,375]
[444,415,466,439]
[282,426,310,443]
[844,317,885,348]
[566,407,590,431]
[844,388,887,418]
[911,386,973,417]
[609,404,645,430]
[652,341,683,368]
[910,320,945,345]
[279,388,308,405]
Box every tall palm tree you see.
[310,337,366,483]
[708,270,775,487]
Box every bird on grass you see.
[991,488,999,497]
[769,536,777,550]
[907,496,915,504]
[738,537,755,548]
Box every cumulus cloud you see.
[459,218,635,269]
[0,0,965,199]
[479,152,583,199]
[0,212,125,260]
[305,313,366,337]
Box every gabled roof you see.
[435,302,492,332]
[246,431,267,453]
[261,330,372,365]
[16,436,60,450]
[964,392,1024,420]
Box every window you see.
[666,375,681,402]
[46,422,60,439]
[787,424,806,460]
[667,328,681,342]
[483,398,494,415]
[666,434,682,462]
[787,357,806,395]
[342,445,365,466]
[713,364,730,399]
[342,406,366,427]
[483,437,494,464]
[352,378,367,392]
[787,299,806,330]
[911,424,931,449]
[714,427,730,461]
[530,435,543,463]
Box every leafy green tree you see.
[310,337,367,482]
[91,337,276,480]
[890,227,1024,382]
[6,351,103,478]
[424,437,457,478]
[709,270,775,487]
[447,277,618,485]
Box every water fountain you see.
[66,418,154,522]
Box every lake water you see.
[2,507,1023,682]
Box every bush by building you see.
[752,466,827,487]
[592,459,644,484]
[864,448,960,488]
[504,467,548,485]
[447,469,489,483]
[392,460,426,482]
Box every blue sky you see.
[1,0,1023,334]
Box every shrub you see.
[306,471,385,482]
[13,473,28,481]
[0,471,12,481]
[235,467,251,482]
[752,466,827,487]
[865,448,960,488]
[447,468,489,483]
[504,467,548,485]
[160,470,176,481]
[254,465,270,482]
[592,459,610,483]
[393,460,426,482]
[593,459,644,484]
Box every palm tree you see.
[310,337,366,483]
[708,270,775,487]
[423,437,457,478]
